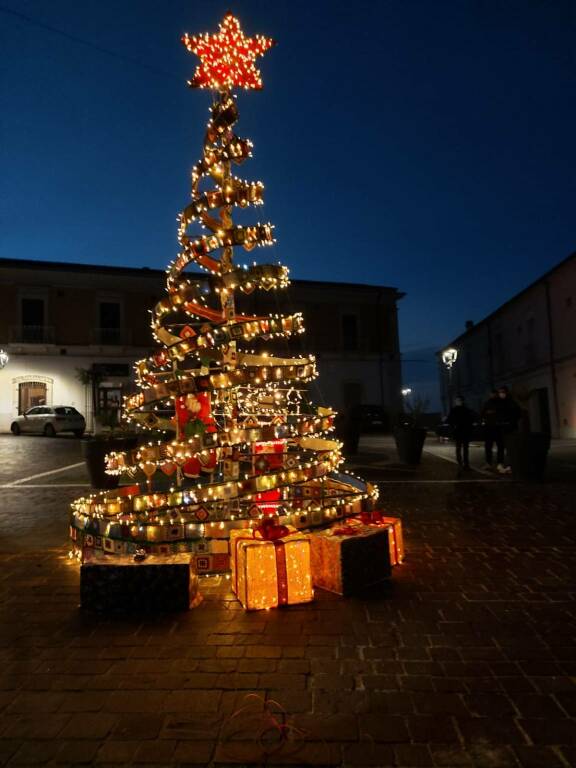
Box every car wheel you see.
[44,424,56,438]
[10,423,21,436]
[73,429,85,438]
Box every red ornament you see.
[182,13,275,91]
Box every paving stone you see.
[95,740,141,763]
[107,690,166,713]
[160,713,220,740]
[111,713,166,740]
[59,713,116,739]
[457,717,528,745]
[1,713,70,739]
[6,692,65,714]
[407,716,459,744]
[429,746,474,766]
[411,692,468,716]
[54,740,101,764]
[293,713,358,741]
[513,745,566,767]
[341,741,394,765]
[0,740,21,765]
[10,740,61,765]
[518,717,576,745]
[394,743,434,766]
[172,740,216,763]
[162,690,221,712]
[468,744,520,768]
[133,739,176,763]
[259,673,307,690]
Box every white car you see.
[11,406,86,437]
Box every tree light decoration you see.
[181,13,275,90]
[69,12,378,571]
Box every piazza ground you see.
[0,434,575,767]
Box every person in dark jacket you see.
[447,396,476,469]
[494,386,522,473]
[481,389,501,469]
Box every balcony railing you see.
[10,325,55,343]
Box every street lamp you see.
[441,348,458,370]
[0,349,9,370]
[401,387,412,397]
[441,347,458,408]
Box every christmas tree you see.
[70,13,377,571]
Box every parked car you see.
[352,405,389,432]
[11,406,86,437]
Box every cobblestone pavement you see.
[0,469,575,767]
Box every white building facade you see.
[0,259,404,433]
[438,252,576,438]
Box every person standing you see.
[481,390,501,469]
[447,396,476,469]
[494,385,522,473]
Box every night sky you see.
[2,0,575,407]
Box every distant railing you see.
[10,325,55,343]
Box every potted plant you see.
[81,411,140,490]
[394,395,429,465]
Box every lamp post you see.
[441,348,458,408]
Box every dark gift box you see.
[80,553,200,613]
[310,524,392,596]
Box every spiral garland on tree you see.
[69,13,378,571]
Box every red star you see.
[182,13,275,91]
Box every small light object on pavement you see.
[0,349,9,370]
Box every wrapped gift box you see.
[80,553,200,613]
[230,525,313,611]
[359,512,404,565]
[310,524,391,597]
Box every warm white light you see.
[442,348,458,369]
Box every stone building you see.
[0,258,404,433]
[438,251,576,438]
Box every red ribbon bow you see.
[255,517,290,541]
[360,511,384,526]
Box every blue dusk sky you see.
[2,0,575,407]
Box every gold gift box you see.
[230,528,313,611]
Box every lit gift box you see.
[310,523,391,597]
[358,512,404,565]
[230,520,313,611]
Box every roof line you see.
[439,249,576,352]
[0,257,403,294]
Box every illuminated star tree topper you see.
[181,12,275,91]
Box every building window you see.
[18,381,47,413]
[21,297,45,342]
[98,301,121,344]
[342,314,358,352]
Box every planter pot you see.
[505,432,550,482]
[394,427,427,465]
[334,419,361,456]
[81,436,138,490]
